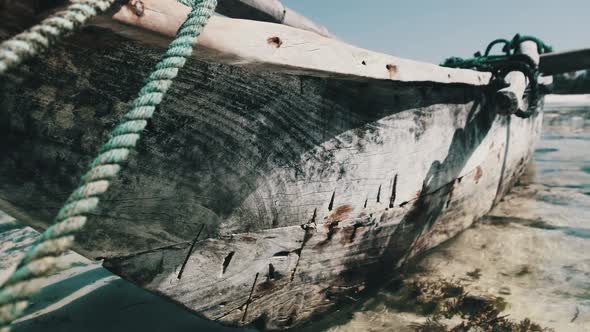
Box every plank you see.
[92,0,490,85]
[539,48,590,75]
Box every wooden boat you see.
[0,0,585,329]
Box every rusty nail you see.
[266,36,283,48]
[129,0,145,17]
[328,191,335,211]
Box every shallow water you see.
[1,95,589,331]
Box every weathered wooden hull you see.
[0,9,542,331]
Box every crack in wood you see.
[328,191,335,211]
[376,184,381,203]
[221,251,236,276]
[100,240,191,262]
[290,227,313,282]
[495,116,512,202]
[310,207,317,224]
[398,166,479,208]
[242,272,259,322]
[389,174,398,208]
[177,223,205,279]
[214,306,242,322]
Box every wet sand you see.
[1,95,589,331]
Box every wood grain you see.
[95,0,491,85]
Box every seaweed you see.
[395,278,553,332]
[466,268,482,280]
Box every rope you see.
[0,0,217,329]
[0,0,117,75]
[442,34,552,119]
[442,34,552,70]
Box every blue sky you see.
[282,0,590,64]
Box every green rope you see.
[442,34,552,119]
[0,0,117,75]
[513,35,553,54]
[0,0,217,329]
[483,38,511,56]
[441,33,552,70]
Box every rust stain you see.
[386,64,398,78]
[241,236,257,242]
[339,226,355,245]
[324,221,341,235]
[327,204,353,222]
[315,221,341,249]
[266,36,283,48]
[339,224,364,245]
[474,166,483,182]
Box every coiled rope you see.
[0,0,117,75]
[0,0,217,330]
[442,34,552,119]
